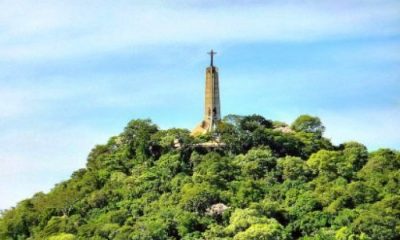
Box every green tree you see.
[234,148,276,179]
[48,233,76,240]
[341,142,368,172]
[277,156,312,181]
[46,182,83,217]
[225,208,276,235]
[229,180,267,207]
[307,150,353,179]
[350,211,399,240]
[122,119,158,160]
[233,223,286,240]
[180,183,220,213]
[239,114,273,132]
[1,116,399,240]
[291,115,325,136]
[193,152,237,187]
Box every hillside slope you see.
[1,114,399,240]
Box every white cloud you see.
[0,0,399,61]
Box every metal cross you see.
[208,49,217,66]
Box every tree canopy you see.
[1,115,399,240]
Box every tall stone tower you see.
[192,50,221,135]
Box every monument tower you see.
[192,50,221,135]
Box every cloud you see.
[0,0,399,61]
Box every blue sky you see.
[0,0,399,210]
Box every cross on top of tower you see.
[208,49,217,67]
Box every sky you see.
[0,0,399,210]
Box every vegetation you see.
[1,114,399,239]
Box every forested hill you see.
[1,114,399,240]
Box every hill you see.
[1,114,399,240]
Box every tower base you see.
[191,121,210,136]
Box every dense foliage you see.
[1,114,399,240]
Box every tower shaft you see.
[204,66,221,131]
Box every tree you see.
[239,114,273,132]
[263,129,305,157]
[307,150,353,179]
[277,156,312,181]
[47,182,83,217]
[122,119,158,160]
[0,200,37,239]
[223,114,244,127]
[229,180,268,207]
[340,142,368,172]
[233,148,276,179]
[225,208,269,234]
[218,116,250,154]
[48,233,76,240]
[347,182,378,205]
[225,208,285,239]
[350,211,399,240]
[151,128,193,151]
[41,216,73,238]
[192,152,237,187]
[233,223,286,240]
[291,115,325,136]
[180,183,220,213]
[1,116,399,240]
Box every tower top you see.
[208,49,217,67]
